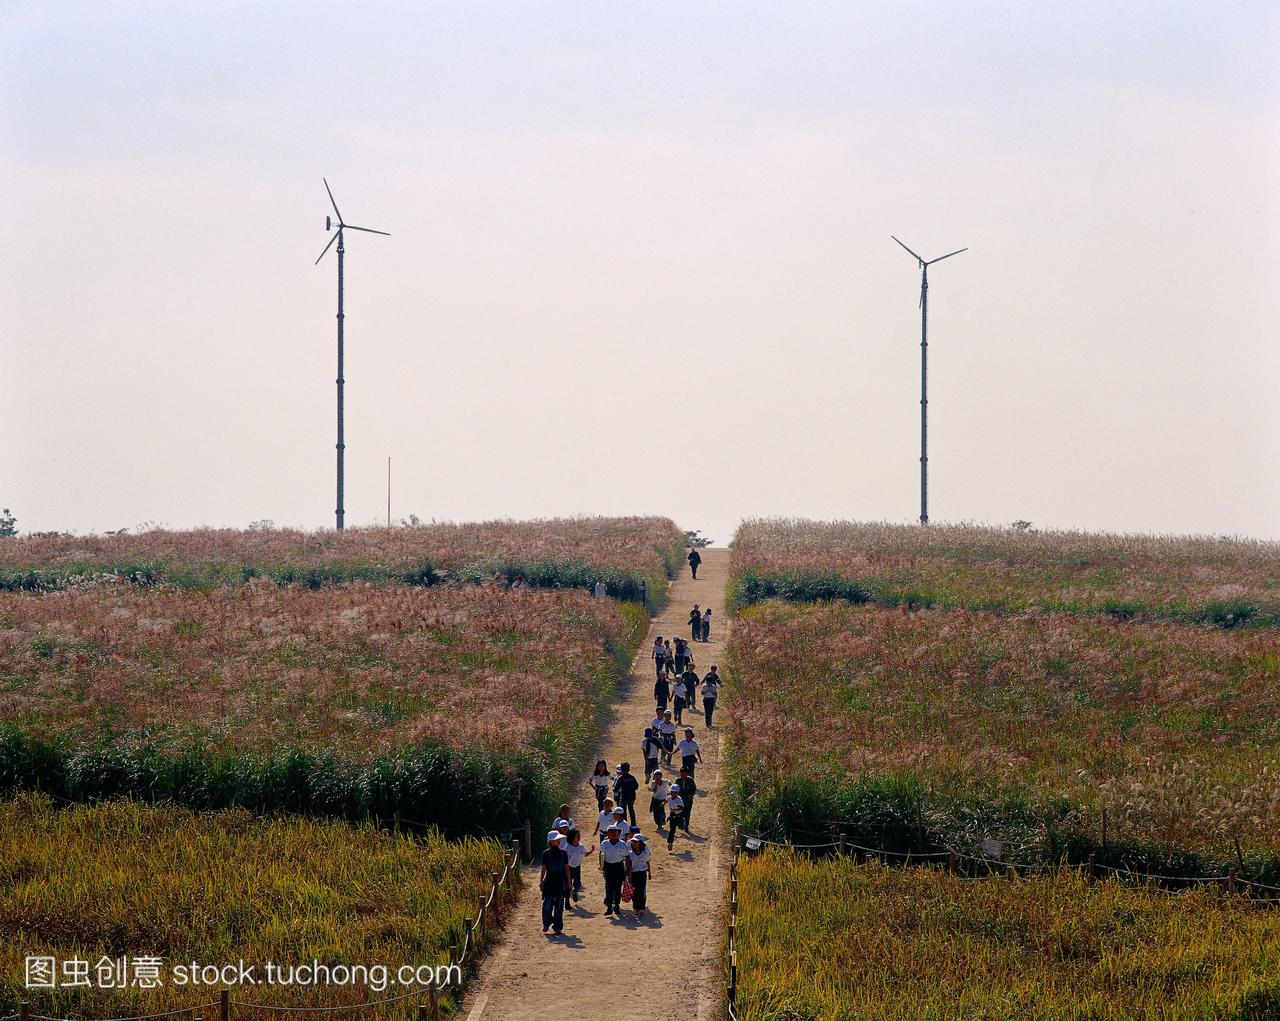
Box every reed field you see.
[0,794,504,1019]
[727,600,1280,864]
[0,583,647,833]
[732,850,1280,1021]
[731,519,1280,627]
[0,517,684,601]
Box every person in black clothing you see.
[539,831,570,934]
[641,728,662,782]
[681,665,699,711]
[599,824,629,916]
[688,548,701,579]
[653,673,670,714]
[612,761,639,826]
[689,605,702,643]
[674,767,697,832]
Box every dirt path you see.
[461,549,731,1021]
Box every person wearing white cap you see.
[563,828,594,907]
[647,770,672,832]
[658,711,677,767]
[555,819,574,910]
[625,833,653,918]
[599,824,629,916]
[539,830,570,935]
[665,789,685,850]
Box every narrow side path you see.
[461,549,732,1021]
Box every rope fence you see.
[8,842,523,1021]
[726,840,740,1021]
[732,824,1280,903]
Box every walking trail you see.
[461,549,731,1021]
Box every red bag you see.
[621,880,635,904]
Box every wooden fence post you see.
[491,872,501,915]
[1101,808,1108,848]
[1086,854,1095,880]
[1227,869,1237,896]
[18,1001,29,1021]
[733,824,742,853]
[947,848,956,875]
[728,950,738,1007]
[393,809,401,831]
[510,840,521,887]
[418,1000,428,1021]
[463,919,473,962]
[522,819,533,862]
[428,979,440,1021]
[219,989,229,1021]
[448,945,457,973]
[838,833,846,857]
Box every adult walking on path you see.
[687,548,701,579]
[461,549,732,1021]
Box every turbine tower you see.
[891,236,967,525]
[315,179,389,530]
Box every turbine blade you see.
[323,178,343,224]
[314,230,340,265]
[892,235,924,262]
[342,224,391,236]
[926,247,968,265]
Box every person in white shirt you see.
[665,790,685,849]
[651,636,667,680]
[590,759,612,810]
[700,678,719,727]
[594,579,607,598]
[563,828,594,906]
[625,834,653,917]
[701,608,712,641]
[677,728,702,780]
[658,710,678,766]
[552,804,573,831]
[599,825,630,916]
[647,771,672,832]
[597,799,618,839]
[641,728,663,782]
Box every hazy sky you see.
[4,1,1278,545]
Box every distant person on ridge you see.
[688,548,701,579]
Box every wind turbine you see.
[892,236,967,526]
[315,179,389,530]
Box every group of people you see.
[651,636,721,728]
[537,615,725,933]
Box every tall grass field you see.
[731,518,1280,627]
[0,583,647,835]
[733,850,1280,1021]
[0,794,506,1019]
[0,517,685,603]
